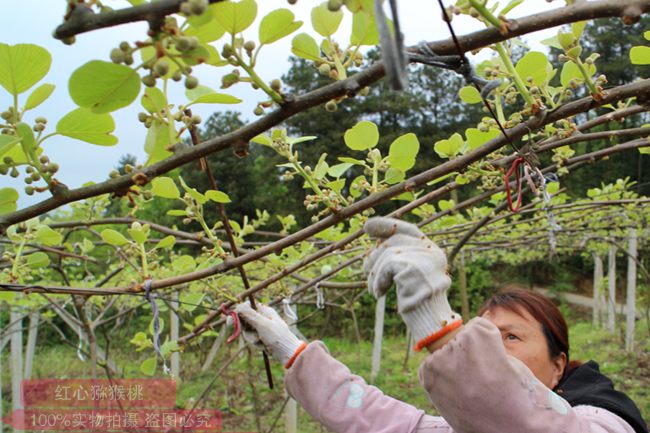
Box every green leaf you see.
[434,133,464,158]
[140,357,156,376]
[291,33,321,61]
[205,45,229,67]
[101,229,130,246]
[308,154,326,181]
[161,340,179,357]
[465,128,500,150]
[173,255,196,273]
[388,133,419,171]
[56,108,117,146]
[259,9,303,44]
[459,85,482,104]
[326,179,345,193]
[384,167,404,184]
[350,11,379,46]
[151,177,180,199]
[144,119,173,165]
[213,0,257,34]
[167,210,188,216]
[35,226,63,246]
[0,188,19,215]
[185,85,241,105]
[26,252,49,268]
[16,123,36,161]
[179,177,207,204]
[155,235,176,249]
[148,317,165,335]
[0,135,20,160]
[205,190,231,203]
[438,199,455,211]
[327,162,353,178]
[128,227,147,244]
[0,43,51,96]
[251,134,272,146]
[141,87,167,113]
[630,46,650,65]
[338,156,366,166]
[185,11,226,43]
[344,121,379,150]
[571,21,586,38]
[180,292,204,313]
[540,35,562,50]
[69,60,141,113]
[515,51,551,86]
[560,61,595,87]
[639,146,650,155]
[311,2,343,37]
[23,84,55,110]
[455,174,470,185]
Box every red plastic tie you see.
[220,303,240,343]
[504,157,525,212]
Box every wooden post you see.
[24,311,39,379]
[285,303,298,433]
[592,254,603,326]
[607,245,616,333]
[458,251,470,319]
[10,310,24,433]
[625,229,637,352]
[170,291,180,379]
[371,295,386,384]
[201,324,227,372]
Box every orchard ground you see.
[3,301,648,433]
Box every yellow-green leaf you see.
[344,121,379,150]
[291,33,321,62]
[141,87,167,113]
[434,133,464,158]
[56,108,118,146]
[151,177,180,199]
[630,46,650,65]
[388,133,419,171]
[0,187,19,215]
[311,2,343,37]
[205,190,231,203]
[515,51,551,86]
[69,60,141,113]
[185,85,241,105]
[26,252,49,268]
[0,43,51,96]
[101,229,130,246]
[140,357,156,376]
[24,84,55,111]
[144,119,173,165]
[259,9,303,44]
[213,0,257,35]
[350,11,378,46]
[35,225,63,246]
[459,85,482,104]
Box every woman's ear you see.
[550,352,568,389]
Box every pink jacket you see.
[284,317,636,433]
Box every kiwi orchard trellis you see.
[0,0,649,431]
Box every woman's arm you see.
[418,317,635,433]
[284,340,451,433]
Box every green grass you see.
[2,318,648,433]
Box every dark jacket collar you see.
[555,360,647,433]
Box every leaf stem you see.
[574,58,599,96]
[468,0,502,29]
[495,43,534,106]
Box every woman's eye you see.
[505,333,518,341]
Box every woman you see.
[235,217,647,433]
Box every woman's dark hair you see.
[477,286,581,378]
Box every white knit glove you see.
[234,302,306,368]
[363,217,461,351]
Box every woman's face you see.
[482,306,567,389]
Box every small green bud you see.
[253,106,264,116]
[142,75,157,87]
[1,111,12,121]
[270,79,281,92]
[39,155,49,164]
[327,0,343,11]
[154,60,169,76]
[9,167,19,178]
[325,100,337,112]
[25,186,34,195]
[0,165,7,175]
[119,41,130,52]
[191,114,201,124]
[185,76,199,89]
[176,37,192,52]
[244,40,256,52]
[109,169,120,179]
[179,1,192,15]
[35,116,47,124]
[47,163,59,173]
[359,86,370,96]
[318,63,331,76]
[172,70,183,82]
[189,0,208,15]
[138,112,148,123]
[110,48,126,64]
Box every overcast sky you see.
[1,0,557,209]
